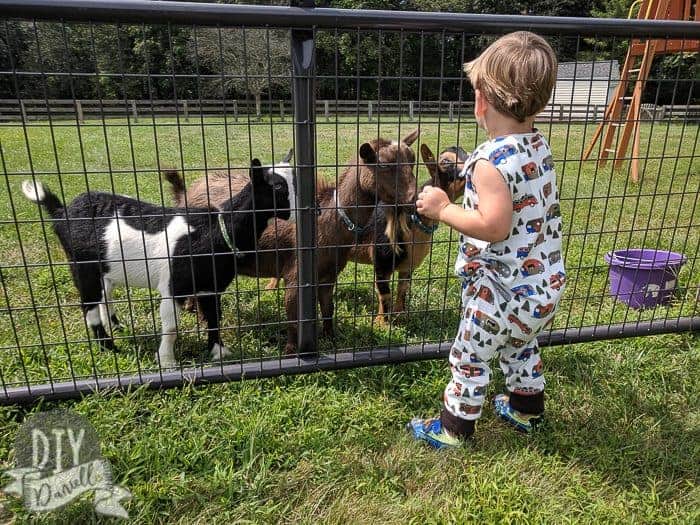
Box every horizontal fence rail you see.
[2,99,700,123]
[1,0,699,36]
[0,0,698,404]
[4,317,699,405]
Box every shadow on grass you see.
[266,333,699,492]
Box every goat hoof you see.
[210,343,232,362]
[110,315,124,332]
[284,345,318,360]
[373,315,389,328]
[157,358,178,370]
[392,310,407,324]
[99,340,118,352]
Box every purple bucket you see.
[604,249,687,309]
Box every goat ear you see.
[420,144,438,181]
[282,148,293,164]
[359,143,377,165]
[250,158,264,185]
[402,128,420,146]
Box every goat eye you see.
[273,183,282,190]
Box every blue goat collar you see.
[217,213,242,257]
[333,191,369,236]
[409,212,439,234]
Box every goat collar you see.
[333,190,369,236]
[217,212,242,257]
[409,211,439,234]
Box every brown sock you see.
[508,391,544,415]
[440,408,475,439]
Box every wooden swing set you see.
[583,0,699,182]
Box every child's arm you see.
[416,160,511,243]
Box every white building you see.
[551,60,620,107]
[540,60,620,121]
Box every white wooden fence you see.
[1,99,698,123]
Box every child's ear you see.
[474,89,489,117]
[474,89,488,117]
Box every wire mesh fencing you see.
[0,1,698,404]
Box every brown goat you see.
[269,144,468,325]
[367,144,467,324]
[163,130,419,354]
[162,149,294,212]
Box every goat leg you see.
[91,324,117,352]
[84,302,117,352]
[318,281,335,339]
[156,296,179,368]
[99,278,124,334]
[199,294,231,363]
[283,279,299,355]
[373,271,393,328]
[393,270,412,322]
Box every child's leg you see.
[408,279,506,447]
[442,352,490,438]
[499,342,545,412]
[441,288,508,439]
[494,342,545,432]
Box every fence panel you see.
[0,0,698,404]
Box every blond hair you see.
[464,31,557,123]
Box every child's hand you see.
[416,185,451,221]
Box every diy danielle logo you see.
[3,409,130,518]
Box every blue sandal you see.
[493,394,543,433]
[407,417,463,449]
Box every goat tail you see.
[161,168,186,205]
[384,207,410,256]
[21,179,64,219]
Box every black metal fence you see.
[0,0,698,404]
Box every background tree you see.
[1,0,695,104]
[589,0,698,104]
[192,26,290,113]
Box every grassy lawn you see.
[0,116,698,522]
[0,335,698,523]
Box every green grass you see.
[0,117,698,522]
[0,334,698,523]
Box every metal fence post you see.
[75,99,83,123]
[291,0,318,355]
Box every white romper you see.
[445,130,566,421]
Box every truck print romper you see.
[445,130,566,421]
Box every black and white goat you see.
[21,159,291,368]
